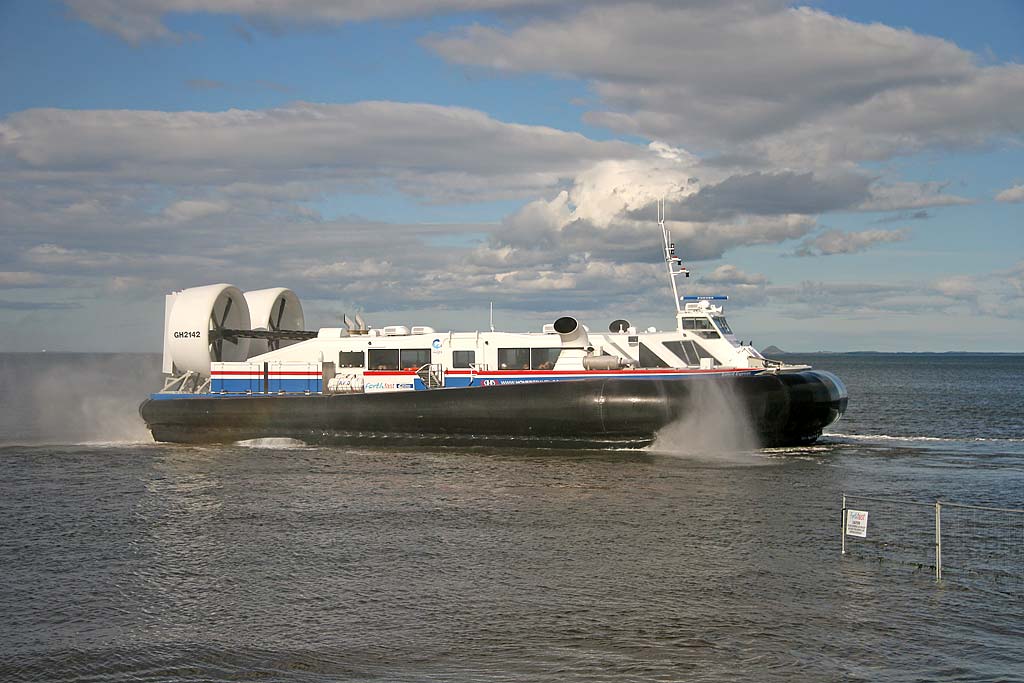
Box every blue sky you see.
[0,0,1022,352]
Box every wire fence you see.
[842,493,1024,587]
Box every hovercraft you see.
[140,204,847,449]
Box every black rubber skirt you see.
[140,370,847,449]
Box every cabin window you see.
[338,351,364,368]
[663,340,721,366]
[712,316,733,335]
[638,342,671,369]
[682,318,713,330]
[691,340,721,366]
[530,348,561,370]
[498,348,531,370]
[452,350,475,368]
[400,348,431,370]
[663,340,698,366]
[368,349,400,370]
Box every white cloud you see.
[560,145,701,228]
[933,261,1024,319]
[995,184,1024,203]
[65,1,1024,170]
[668,171,872,220]
[694,265,769,303]
[0,102,638,202]
[757,259,1023,320]
[0,271,50,287]
[701,265,767,286]
[0,99,991,337]
[23,243,227,277]
[933,275,979,299]
[63,0,570,43]
[163,199,230,222]
[429,3,1024,165]
[793,228,910,257]
[489,147,821,264]
[858,182,972,212]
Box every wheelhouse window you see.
[452,350,475,368]
[400,348,430,370]
[498,348,531,370]
[712,316,733,335]
[530,348,561,370]
[368,348,399,370]
[338,350,364,368]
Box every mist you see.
[649,377,759,458]
[0,353,162,445]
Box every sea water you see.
[0,352,1022,682]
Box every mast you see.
[657,199,689,332]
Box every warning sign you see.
[846,509,868,538]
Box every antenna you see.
[489,301,495,332]
[658,198,689,333]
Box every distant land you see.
[767,349,1023,355]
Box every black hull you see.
[140,371,847,449]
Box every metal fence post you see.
[841,494,847,555]
[935,500,942,583]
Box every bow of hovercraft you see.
[771,369,847,446]
[593,368,847,448]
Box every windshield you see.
[712,316,733,335]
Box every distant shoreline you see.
[770,350,1024,356]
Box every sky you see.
[0,0,1022,352]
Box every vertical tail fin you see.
[161,292,176,374]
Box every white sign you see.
[846,509,868,538]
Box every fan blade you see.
[219,296,233,328]
[274,298,286,331]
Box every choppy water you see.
[0,352,1022,682]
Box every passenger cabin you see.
[204,298,769,395]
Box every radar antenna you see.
[657,199,690,333]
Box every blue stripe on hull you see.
[161,369,762,399]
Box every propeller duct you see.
[165,284,251,376]
[244,288,305,356]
